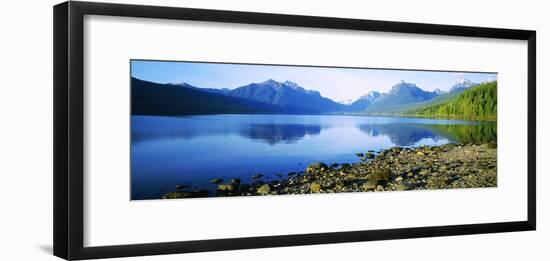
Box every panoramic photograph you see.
[130,60,497,200]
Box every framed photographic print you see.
[54,1,536,260]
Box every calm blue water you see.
[131,114,496,200]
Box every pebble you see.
[257,184,271,195]
[310,182,322,193]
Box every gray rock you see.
[307,162,329,171]
[257,184,271,195]
[217,183,235,191]
[310,182,322,193]
[362,180,378,190]
[369,168,391,181]
[396,184,411,191]
[252,174,264,179]
[449,163,461,168]
[210,178,223,184]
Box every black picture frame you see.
[53,1,536,260]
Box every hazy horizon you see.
[131,60,497,102]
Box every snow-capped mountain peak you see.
[358,90,382,101]
[387,81,420,95]
[450,77,477,92]
[283,80,299,88]
[167,81,193,87]
[457,77,473,85]
[261,78,281,87]
[338,99,354,105]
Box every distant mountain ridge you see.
[131,78,314,115]
[346,91,381,111]
[364,81,439,113]
[167,81,231,96]
[132,77,489,118]
[227,79,344,112]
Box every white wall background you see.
[0,0,547,260]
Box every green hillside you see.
[363,90,461,115]
[403,81,497,120]
[395,90,463,112]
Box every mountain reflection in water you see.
[239,124,323,145]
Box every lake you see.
[131,114,496,200]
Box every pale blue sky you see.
[131,60,497,102]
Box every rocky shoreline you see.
[162,142,497,199]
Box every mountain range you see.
[131,77,487,116]
[362,81,439,113]
[227,79,344,112]
[132,78,315,115]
